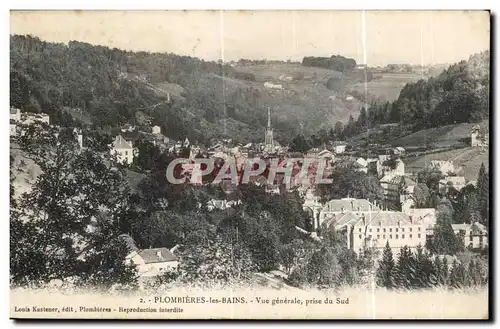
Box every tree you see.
[289,134,312,153]
[476,163,489,225]
[412,183,431,208]
[394,245,417,289]
[376,241,396,289]
[11,125,137,288]
[430,211,463,255]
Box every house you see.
[21,112,50,126]
[471,124,489,148]
[152,125,161,135]
[302,188,323,229]
[110,135,136,164]
[378,157,405,178]
[10,120,17,137]
[264,82,283,90]
[10,107,21,122]
[320,198,425,252]
[356,157,368,173]
[452,222,488,249]
[120,234,179,279]
[333,143,347,154]
[393,147,405,156]
[380,174,416,208]
[73,128,83,149]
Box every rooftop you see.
[138,248,177,264]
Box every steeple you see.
[267,107,271,128]
[265,107,274,147]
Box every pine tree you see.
[395,246,417,289]
[441,257,449,286]
[476,163,489,225]
[431,212,463,255]
[376,241,396,289]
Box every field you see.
[404,147,489,181]
[350,73,426,102]
[392,122,480,148]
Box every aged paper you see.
[9,10,490,320]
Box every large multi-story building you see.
[319,198,426,253]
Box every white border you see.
[2,2,497,328]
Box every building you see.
[320,198,426,253]
[471,124,489,148]
[264,107,274,151]
[20,112,50,125]
[10,107,21,122]
[403,208,437,238]
[380,175,416,209]
[332,143,347,154]
[264,82,283,90]
[120,234,179,279]
[393,147,405,156]
[152,125,161,135]
[452,222,488,249]
[110,135,136,164]
[302,188,323,229]
[10,120,17,137]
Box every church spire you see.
[267,107,271,128]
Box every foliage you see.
[376,241,396,289]
[11,124,137,288]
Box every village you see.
[9,105,489,283]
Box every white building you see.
[471,124,488,148]
[264,82,283,90]
[10,107,21,122]
[110,135,136,164]
[152,125,161,135]
[320,198,425,253]
[439,176,467,193]
[452,222,488,249]
[333,144,347,154]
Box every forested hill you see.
[10,35,371,145]
[354,51,490,133]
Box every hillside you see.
[10,35,421,145]
[349,73,426,102]
[404,147,489,181]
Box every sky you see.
[10,10,490,66]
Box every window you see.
[402,228,405,232]
[470,236,473,242]
[418,234,421,238]
[409,228,412,232]
[395,234,399,239]
[369,235,372,239]
[383,228,386,232]
[410,234,412,239]
[389,228,392,232]
[125,151,128,156]
[383,235,386,239]
[389,235,392,239]
[369,228,372,233]
[402,234,405,239]
[418,227,421,232]
[359,235,362,239]
[377,228,380,232]
[359,228,362,232]
[396,228,398,232]
[377,235,380,239]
